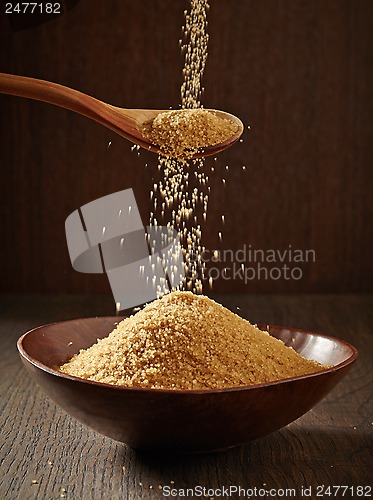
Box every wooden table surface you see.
[0,294,372,500]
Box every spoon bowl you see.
[0,73,243,159]
[17,316,357,453]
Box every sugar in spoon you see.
[0,73,243,159]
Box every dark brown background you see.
[0,0,372,295]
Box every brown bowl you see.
[17,317,358,453]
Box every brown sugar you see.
[60,292,327,390]
[148,2,217,293]
[141,108,239,159]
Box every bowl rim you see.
[17,316,359,395]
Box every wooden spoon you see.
[0,73,243,159]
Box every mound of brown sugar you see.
[141,108,239,158]
[60,291,326,389]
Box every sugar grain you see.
[142,108,238,159]
[60,292,327,389]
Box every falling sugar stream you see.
[149,0,210,295]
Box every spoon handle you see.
[0,72,121,130]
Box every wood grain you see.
[0,0,372,293]
[0,294,372,499]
